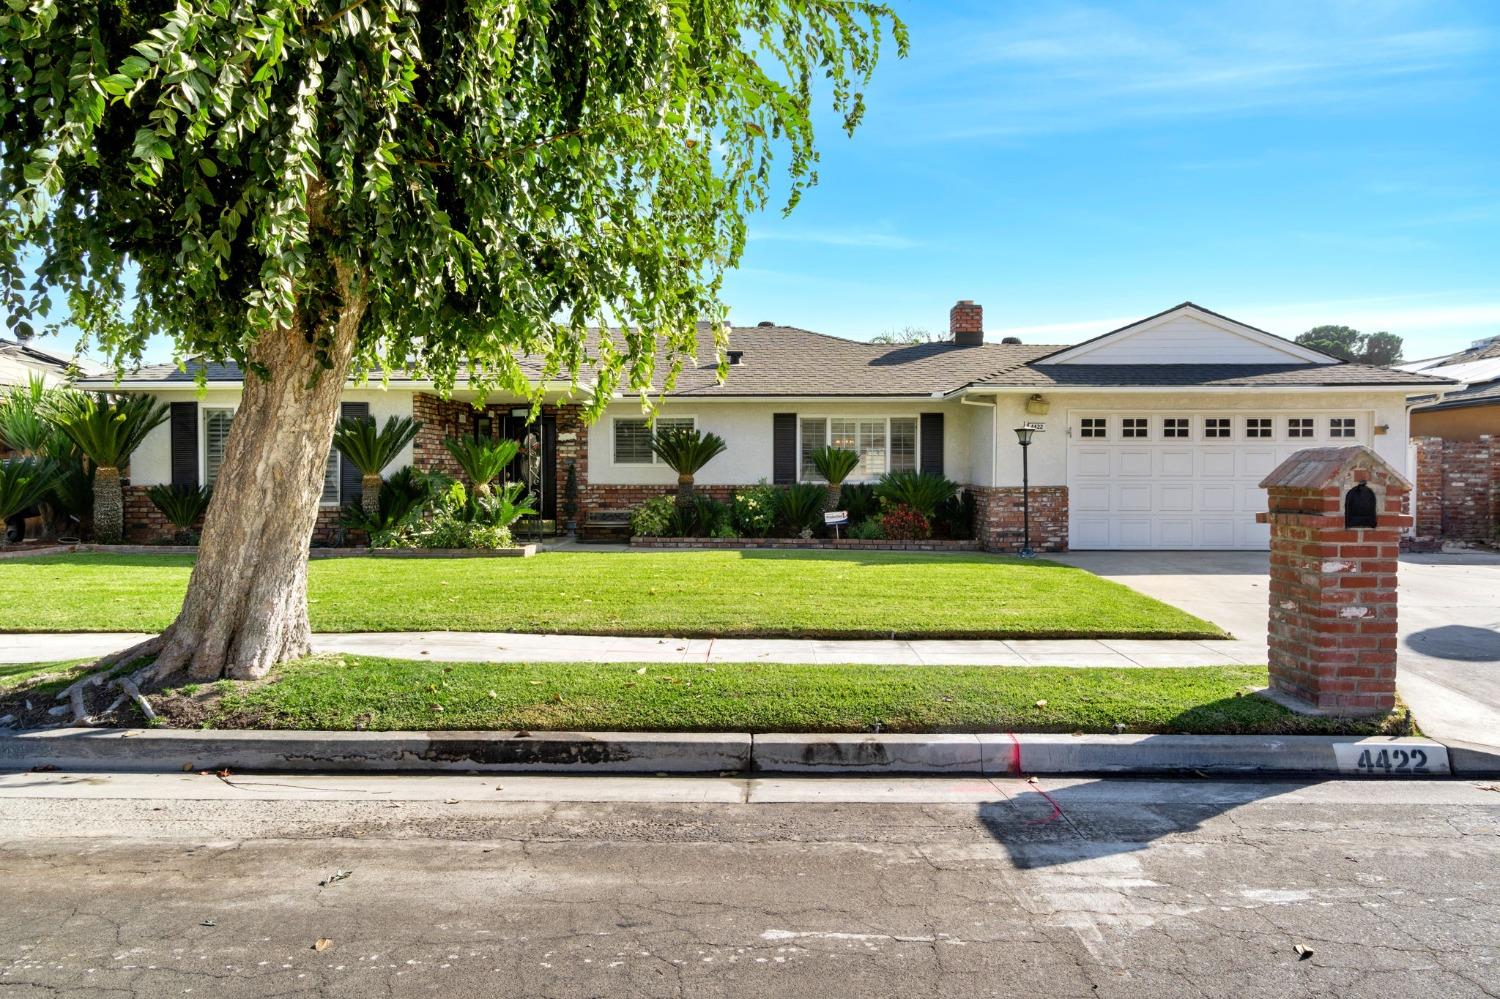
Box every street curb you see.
[0,728,1469,777]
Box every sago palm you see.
[48,392,170,544]
[0,457,58,525]
[443,436,519,496]
[146,484,214,542]
[650,427,727,507]
[0,375,55,456]
[810,445,860,511]
[333,415,422,516]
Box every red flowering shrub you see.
[880,503,930,541]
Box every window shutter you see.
[773,413,797,485]
[170,402,199,487]
[339,401,370,504]
[920,412,944,476]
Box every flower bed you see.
[630,536,980,552]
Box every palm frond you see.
[649,427,727,475]
[332,415,421,476]
[810,446,859,484]
[145,484,213,529]
[443,437,519,490]
[876,470,957,518]
[48,392,169,469]
[777,482,827,535]
[0,457,58,521]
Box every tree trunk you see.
[361,473,381,517]
[92,466,123,544]
[147,283,368,683]
[824,480,841,513]
[676,473,693,508]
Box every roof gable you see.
[1033,303,1337,366]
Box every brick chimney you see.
[949,300,983,346]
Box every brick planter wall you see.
[1412,434,1498,543]
[123,485,359,546]
[970,485,1068,553]
[631,537,981,552]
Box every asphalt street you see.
[1,772,1498,997]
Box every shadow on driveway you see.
[1405,625,1500,663]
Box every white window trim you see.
[795,415,921,483]
[202,405,341,506]
[610,415,697,466]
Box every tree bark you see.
[92,466,123,544]
[361,473,381,517]
[676,473,693,508]
[146,275,368,683]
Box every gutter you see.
[944,383,1457,399]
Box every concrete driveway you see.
[1051,549,1500,758]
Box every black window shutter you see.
[920,412,944,476]
[339,401,370,504]
[169,402,199,487]
[772,413,797,485]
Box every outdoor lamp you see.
[1013,427,1036,557]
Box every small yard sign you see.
[824,511,848,526]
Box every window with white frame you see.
[1245,417,1272,439]
[799,417,916,481]
[1080,417,1107,439]
[1162,417,1190,439]
[1329,417,1357,439]
[1288,417,1314,439]
[1122,417,1149,439]
[1204,417,1231,439]
[799,417,828,480]
[207,407,338,503]
[613,416,695,464]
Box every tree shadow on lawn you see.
[731,549,1076,568]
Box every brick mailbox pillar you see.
[1257,445,1412,715]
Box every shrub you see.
[630,496,677,537]
[877,470,957,519]
[880,503,930,541]
[837,482,878,524]
[810,446,859,509]
[932,488,976,540]
[778,482,827,537]
[669,494,730,537]
[341,465,437,541]
[847,518,885,540]
[145,484,213,542]
[731,481,778,537]
[442,437,519,495]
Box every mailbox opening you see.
[1344,481,1378,528]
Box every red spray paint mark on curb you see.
[1007,732,1064,824]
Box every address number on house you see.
[1332,743,1449,776]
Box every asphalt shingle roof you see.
[88,323,1453,395]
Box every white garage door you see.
[1067,411,1371,550]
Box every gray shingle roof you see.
[1412,376,1500,412]
[86,323,1453,395]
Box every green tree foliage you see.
[0,457,57,523]
[0,0,903,680]
[869,326,941,345]
[650,426,728,507]
[1295,325,1405,365]
[810,445,859,510]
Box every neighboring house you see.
[80,301,1450,551]
[1401,335,1500,442]
[0,334,92,388]
[1398,337,1500,543]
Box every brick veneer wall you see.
[1412,434,1498,542]
[970,486,1068,553]
[123,484,359,546]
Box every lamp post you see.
[1013,427,1036,558]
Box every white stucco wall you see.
[978,389,1417,487]
[587,399,982,486]
[126,386,417,487]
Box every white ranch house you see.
[84,301,1449,551]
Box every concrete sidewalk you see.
[1,630,1265,667]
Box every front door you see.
[496,410,558,523]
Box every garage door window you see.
[1080,418,1107,439]
[1288,418,1314,438]
[1245,418,1272,438]
[1162,417,1189,439]
[1204,418,1231,439]
[1329,417,1357,439]
[1122,417,1149,439]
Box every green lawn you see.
[0,660,88,692]
[0,551,1223,639]
[165,656,1396,736]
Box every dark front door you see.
[497,410,558,523]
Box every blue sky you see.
[722,0,1500,361]
[20,0,1500,366]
